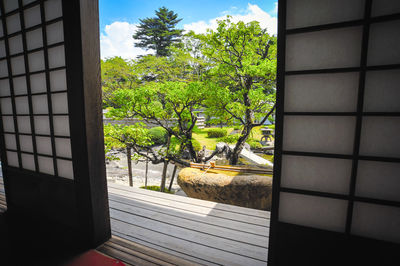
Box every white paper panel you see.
[45,0,63,21]
[286,27,363,71]
[4,133,17,149]
[356,160,400,202]
[19,135,33,152]
[26,28,43,50]
[0,98,12,114]
[285,72,359,112]
[48,45,65,68]
[32,95,48,114]
[30,73,46,93]
[371,0,400,17]
[4,0,19,13]
[279,192,347,232]
[13,76,27,95]
[36,136,52,155]
[283,116,355,154]
[368,20,400,66]
[0,60,8,77]
[2,116,15,132]
[352,202,400,243]
[23,0,36,5]
[55,138,71,158]
[46,21,64,45]
[286,0,365,29]
[6,151,19,167]
[6,14,21,34]
[24,5,41,28]
[364,70,400,112]
[9,34,23,55]
[281,155,352,194]
[15,96,29,114]
[359,117,400,158]
[52,93,68,114]
[53,116,70,136]
[50,69,67,91]
[21,153,35,171]
[57,159,73,179]
[38,156,54,175]
[34,116,50,135]
[28,50,45,72]
[11,56,25,75]
[0,79,11,96]
[17,116,31,133]
[0,40,6,57]
[0,21,3,38]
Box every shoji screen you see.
[269,0,400,264]
[0,0,110,248]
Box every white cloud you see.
[100,3,277,60]
[100,21,153,60]
[183,3,277,35]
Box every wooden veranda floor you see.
[0,178,270,265]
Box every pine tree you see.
[133,7,183,57]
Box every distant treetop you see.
[133,7,183,57]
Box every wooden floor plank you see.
[113,231,217,266]
[111,219,267,266]
[110,208,268,260]
[108,187,268,227]
[109,236,200,266]
[98,245,156,266]
[0,193,6,201]
[108,183,270,218]
[109,200,268,247]
[109,193,268,236]
[103,242,177,266]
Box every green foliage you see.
[267,124,275,130]
[101,57,137,108]
[247,138,262,149]
[148,127,168,145]
[133,7,183,57]
[233,125,242,130]
[191,125,202,134]
[206,128,227,138]
[140,185,174,194]
[191,138,201,151]
[217,134,240,144]
[104,123,152,161]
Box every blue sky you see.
[99,0,277,59]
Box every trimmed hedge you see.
[140,185,173,194]
[148,127,168,145]
[192,138,202,151]
[217,134,240,144]
[207,128,227,138]
[247,138,262,149]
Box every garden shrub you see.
[247,138,262,149]
[218,134,240,144]
[192,125,203,134]
[207,128,227,138]
[140,185,173,194]
[233,125,242,130]
[148,126,168,145]
[191,138,202,151]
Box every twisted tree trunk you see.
[127,147,133,187]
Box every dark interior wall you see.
[269,0,400,265]
[0,0,110,248]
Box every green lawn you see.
[192,127,266,150]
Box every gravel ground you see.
[106,151,187,196]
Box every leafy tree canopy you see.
[133,7,183,57]
[195,17,277,164]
